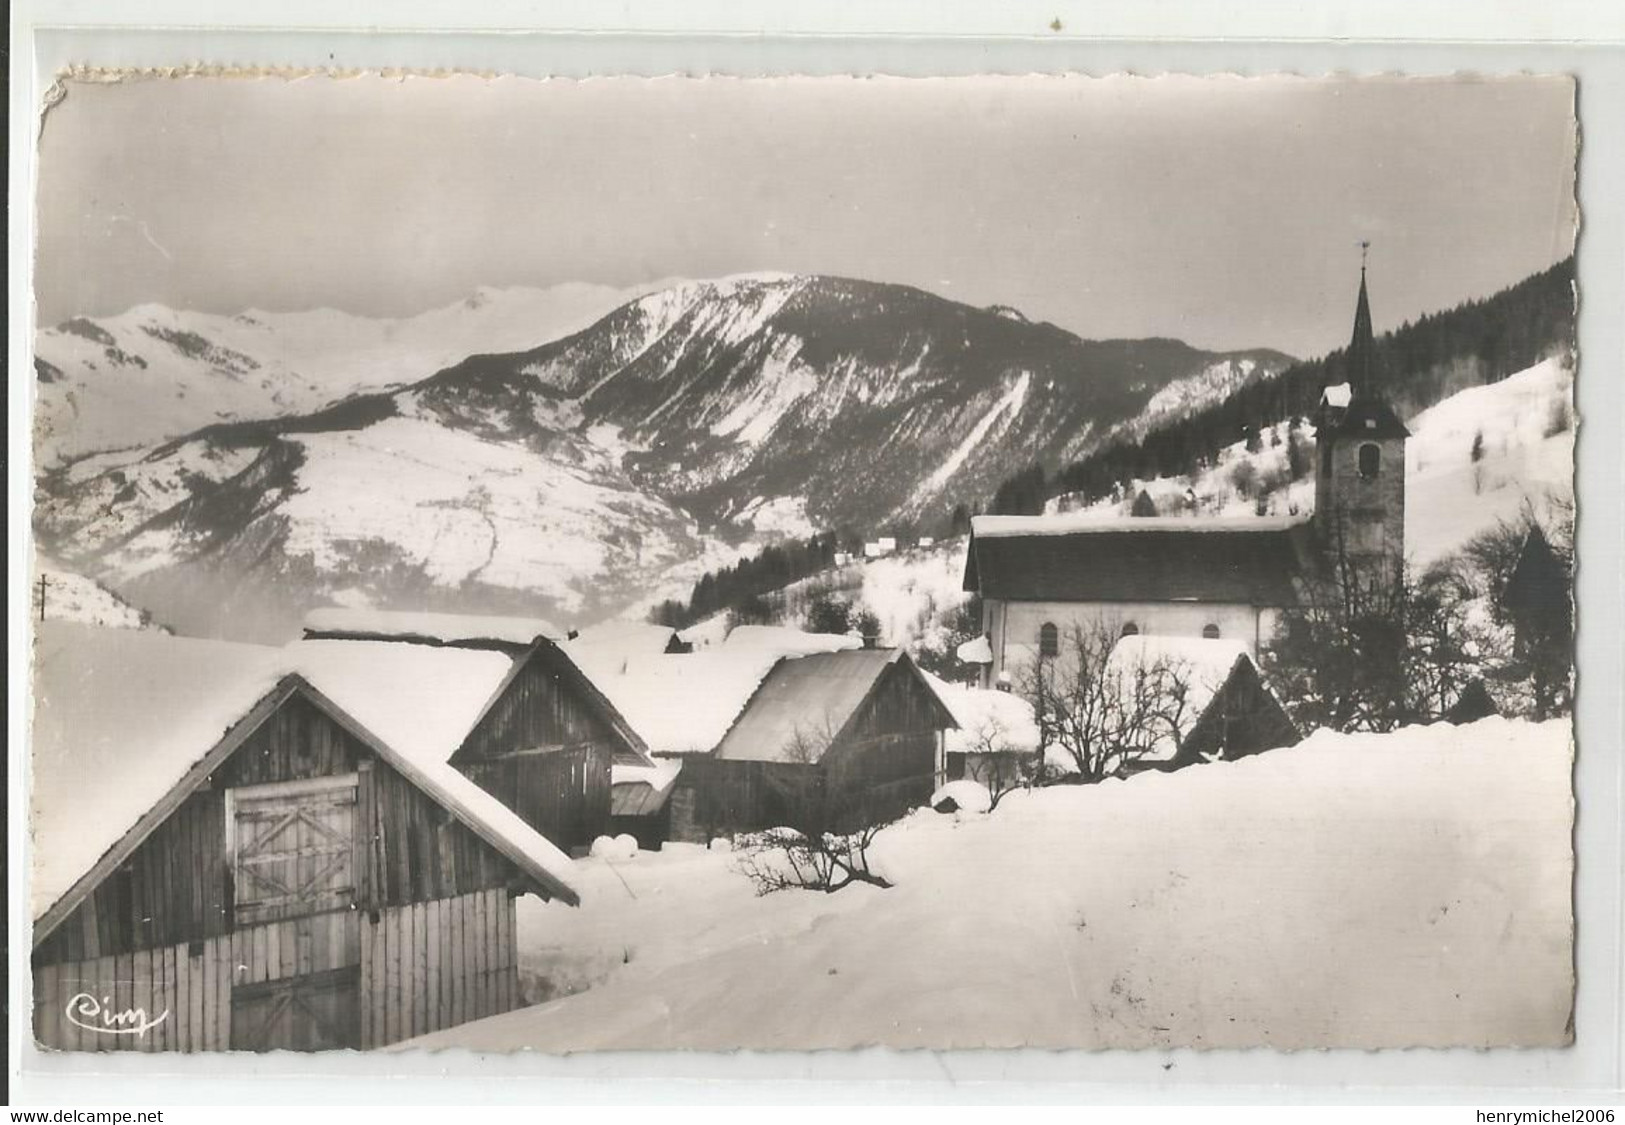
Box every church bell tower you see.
[1314,250,1410,580]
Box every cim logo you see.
[65,991,170,1039]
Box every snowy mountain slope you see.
[37,274,1289,643]
[1049,354,1575,567]
[408,275,1294,530]
[408,716,1571,1051]
[32,557,168,631]
[33,281,656,465]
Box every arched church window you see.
[1202,623,1221,639]
[1038,622,1059,658]
[1358,442,1381,479]
[1120,622,1139,638]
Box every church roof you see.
[963,516,1317,605]
[1320,394,1410,440]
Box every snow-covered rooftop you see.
[923,671,1042,755]
[722,625,863,656]
[573,628,862,757]
[565,620,678,669]
[302,607,562,646]
[575,648,785,756]
[288,638,514,764]
[971,512,1313,538]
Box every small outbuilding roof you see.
[302,607,563,649]
[713,648,957,764]
[964,515,1315,605]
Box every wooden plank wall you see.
[358,889,519,1049]
[32,911,361,1053]
[33,894,525,1054]
[459,743,612,853]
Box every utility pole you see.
[37,574,48,622]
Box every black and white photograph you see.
[24,69,1581,1056]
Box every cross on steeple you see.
[1359,239,1371,273]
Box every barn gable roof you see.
[712,648,957,764]
[293,635,655,769]
[31,625,582,943]
[963,515,1316,605]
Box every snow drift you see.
[405,716,1572,1052]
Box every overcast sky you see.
[35,73,1576,357]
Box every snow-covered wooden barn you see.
[297,609,655,854]
[577,627,958,844]
[30,624,581,1053]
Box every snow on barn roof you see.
[713,648,956,764]
[30,624,583,926]
[573,629,863,758]
[722,625,863,656]
[574,647,786,756]
[565,620,679,668]
[964,514,1315,605]
[30,624,286,921]
[1105,634,1252,760]
[302,607,562,648]
[921,671,1042,756]
[287,638,515,765]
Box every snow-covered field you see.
[409,716,1572,1051]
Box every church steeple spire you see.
[1347,241,1376,395]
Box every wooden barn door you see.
[228,775,358,926]
[229,967,360,1051]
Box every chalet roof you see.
[573,628,862,757]
[921,670,1042,755]
[713,648,956,764]
[565,621,681,668]
[302,607,563,649]
[294,634,654,769]
[31,624,584,934]
[963,515,1315,605]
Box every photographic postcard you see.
[26,70,1579,1055]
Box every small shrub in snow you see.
[708,836,734,853]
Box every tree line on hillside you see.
[989,256,1576,514]
[650,532,842,629]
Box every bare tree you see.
[954,708,1038,810]
[1018,621,1196,782]
[734,719,896,895]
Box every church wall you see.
[985,599,1267,687]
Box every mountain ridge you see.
[35,273,1294,641]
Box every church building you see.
[961,263,1410,690]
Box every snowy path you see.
[407,717,1572,1053]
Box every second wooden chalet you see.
[296,609,655,854]
[577,628,959,844]
[30,623,582,1054]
